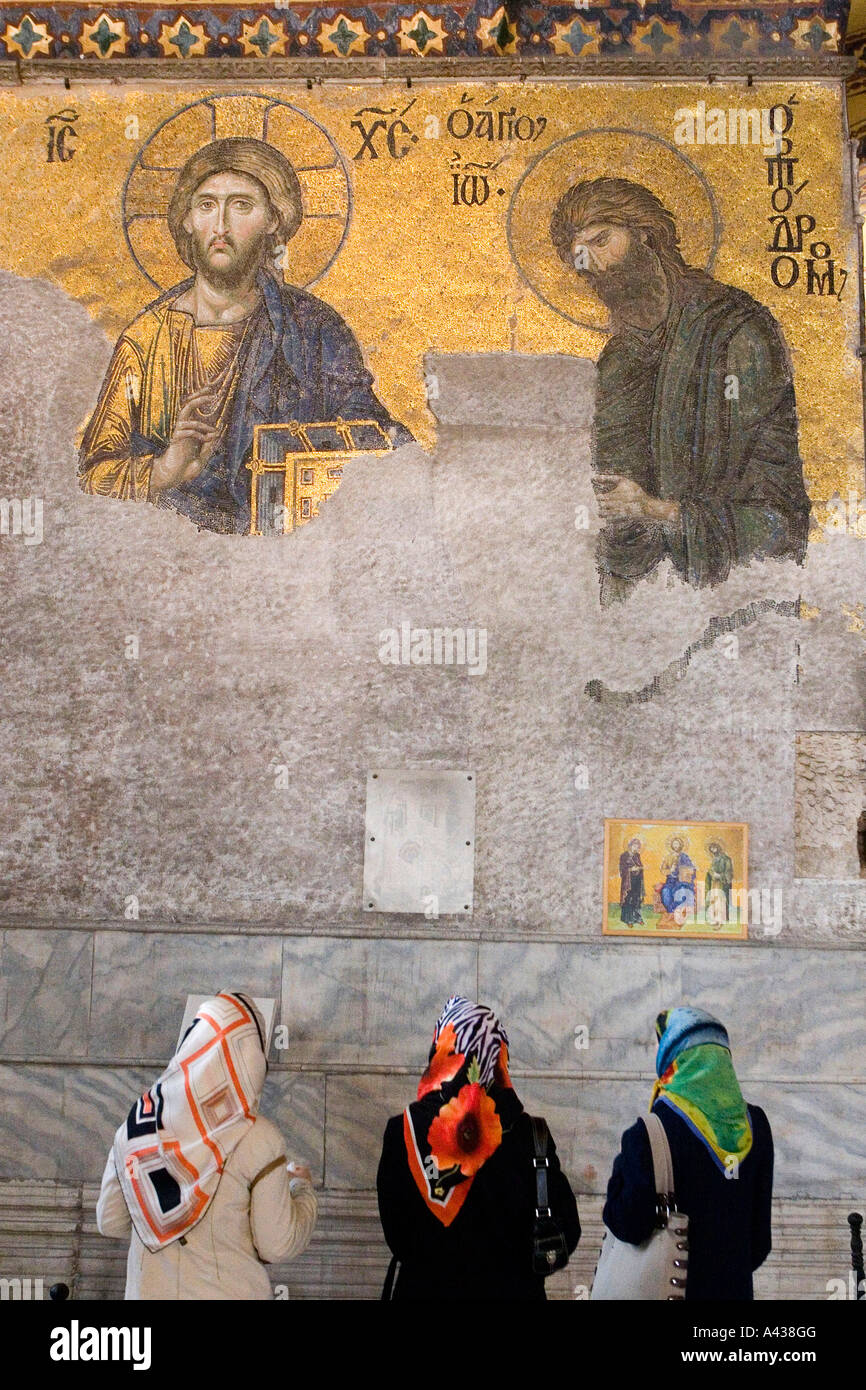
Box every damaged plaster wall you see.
[0,263,864,1296]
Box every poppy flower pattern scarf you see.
[404,995,516,1227]
[112,991,267,1251]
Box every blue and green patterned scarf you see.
[651,1007,752,1172]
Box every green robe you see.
[594,269,810,595]
[706,850,734,920]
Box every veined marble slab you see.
[280,936,476,1065]
[89,931,282,1060]
[0,1066,326,1184]
[0,930,92,1055]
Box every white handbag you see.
[590,1113,689,1300]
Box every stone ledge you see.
[0,1184,858,1301]
[2,917,866,944]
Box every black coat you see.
[603,1101,773,1301]
[377,1096,581,1300]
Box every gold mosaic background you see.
[0,80,860,507]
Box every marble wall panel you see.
[302,1054,866,1200]
[322,1071,648,1197]
[0,929,92,1055]
[744,1082,866,1200]
[324,1074,409,1191]
[0,1065,154,1182]
[88,931,282,1061]
[478,941,680,1074]
[0,1065,326,1185]
[280,936,477,1065]
[263,1072,328,1188]
[680,945,866,1081]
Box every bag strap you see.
[381,1254,399,1302]
[641,1113,676,1212]
[530,1116,551,1218]
[250,1155,287,1192]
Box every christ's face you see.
[183,171,278,286]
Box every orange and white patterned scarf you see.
[112,991,267,1251]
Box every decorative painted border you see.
[0,2,849,63]
[842,5,866,139]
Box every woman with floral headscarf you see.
[377,995,581,1300]
[96,991,317,1299]
[602,1006,773,1300]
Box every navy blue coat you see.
[603,1101,773,1300]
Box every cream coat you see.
[96,1114,317,1299]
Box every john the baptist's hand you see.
[593,473,681,525]
[148,378,226,496]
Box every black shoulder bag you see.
[530,1116,570,1275]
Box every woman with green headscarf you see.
[602,1006,774,1300]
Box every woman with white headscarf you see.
[96,991,317,1299]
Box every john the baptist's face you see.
[570,221,661,312]
[183,171,278,287]
[570,222,632,274]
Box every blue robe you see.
[155,272,411,534]
[660,851,697,916]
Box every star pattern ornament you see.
[708,17,758,56]
[398,11,447,56]
[0,3,849,64]
[318,13,368,57]
[791,17,839,53]
[239,17,289,57]
[157,15,209,58]
[633,16,681,58]
[3,14,51,57]
[550,17,601,58]
[80,12,128,58]
[479,6,517,55]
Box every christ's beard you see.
[580,239,669,327]
[191,234,267,290]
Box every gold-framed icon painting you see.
[603,819,748,940]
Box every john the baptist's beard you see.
[577,234,667,320]
[190,230,268,289]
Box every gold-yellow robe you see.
[79,294,247,501]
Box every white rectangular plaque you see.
[363,769,476,915]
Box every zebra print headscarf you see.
[420,995,510,1096]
